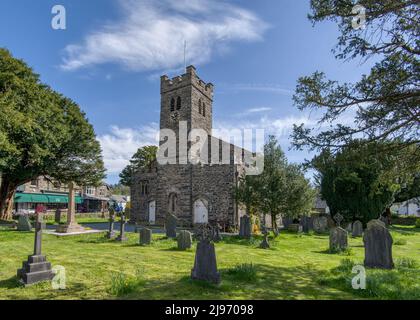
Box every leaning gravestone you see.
[17,213,53,285]
[300,216,313,233]
[363,219,394,269]
[178,230,192,250]
[140,228,152,245]
[239,215,252,239]
[165,213,178,238]
[17,215,32,231]
[313,216,328,233]
[352,220,363,237]
[329,227,348,252]
[191,225,221,284]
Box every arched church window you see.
[170,98,175,112]
[176,96,181,110]
[202,103,206,117]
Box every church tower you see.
[160,66,213,135]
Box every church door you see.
[193,199,208,224]
[148,201,156,224]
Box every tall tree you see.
[119,145,158,186]
[313,140,400,224]
[292,0,420,179]
[0,48,105,220]
[235,136,316,230]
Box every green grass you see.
[0,225,419,300]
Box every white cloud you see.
[245,107,272,113]
[98,124,159,174]
[61,0,268,71]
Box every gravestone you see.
[329,227,348,252]
[106,214,116,239]
[140,228,152,245]
[17,215,32,231]
[259,227,270,249]
[288,224,303,233]
[178,230,193,250]
[239,215,252,239]
[116,214,128,242]
[165,213,177,238]
[17,213,54,285]
[191,225,221,284]
[313,216,328,233]
[345,222,353,233]
[282,217,292,229]
[363,219,394,269]
[300,216,313,233]
[352,220,363,237]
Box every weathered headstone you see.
[329,227,348,252]
[178,230,193,250]
[17,213,53,285]
[259,227,270,249]
[352,220,363,237]
[239,215,252,239]
[300,216,313,233]
[288,224,303,233]
[106,214,116,239]
[140,228,152,245]
[191,225,221,284]
[165,213,177,238]
[116,214,128,242]
[17,215,32,231]
[282,217,292,229]
[363,219,394,269]
[313,216,328,233]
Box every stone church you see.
[131,66,251,230]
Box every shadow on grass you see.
[121,264,353,300]
[0,276,22,289]
[390,225,420,235]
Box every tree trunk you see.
[385,207,392,225]
[0,179,17,221]
[271,213,277,231]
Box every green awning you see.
[14,193,49,203]
[14,193,83,204]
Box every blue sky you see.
[0,0,373,184]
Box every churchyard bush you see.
[225,263,257,282]
[109,269,145,296]
[416,218,420,228]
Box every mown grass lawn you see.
[0,225,419,300]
